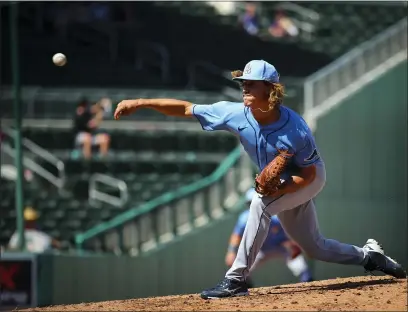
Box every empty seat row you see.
[0,86,228,120]
[0,168,206,245]
[53,158,219,176]
[22,129,238,153]
[70,172,202,199]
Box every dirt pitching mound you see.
[25,276,407,311]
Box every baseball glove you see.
[255,149,293,196]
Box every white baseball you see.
[52,53,67,66]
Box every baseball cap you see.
[245,188,256,202]
[232,60,279,83]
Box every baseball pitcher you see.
[114,59,406,300]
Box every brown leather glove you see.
[255,149,293,196]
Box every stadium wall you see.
[312,60,407,279]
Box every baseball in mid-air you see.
[52,53,67,66]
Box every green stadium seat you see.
[130,182,144,193]
[66,200,83,210]
[6,209,16,218]
[42,199,58,210]
[140,190,153,201]
[1,125,236,247]
[45,209,66,220]
[41,219,57,230]
[1,229,14,245]
[89,161,110,174]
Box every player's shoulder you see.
[195,101,244,117]
[281,106,314,140]
[213,101,246,123]
[213,101,245,113]
[284,106,310,132]
[283,106,309,127]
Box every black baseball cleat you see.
[200,278,249,299]
[363,239,407,279]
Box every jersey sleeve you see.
[232,211,249,237]
[293,135,321,167]
[192,101,231,131]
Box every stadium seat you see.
[1,126,233,246]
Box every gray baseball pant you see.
[249,248,310,278]
[226,162,368,282]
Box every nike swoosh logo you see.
[304,148,319,162]
[238,126,247,131]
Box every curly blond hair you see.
[231,70,285,110]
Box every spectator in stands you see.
[268,10,299,38]
[8,207,61,253]
[239,2,261,36]
[72,98,111,159]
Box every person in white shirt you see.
[8,207,61,253]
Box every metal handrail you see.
[135,42,170,83]
[88,173,128,208]
[307,18,407,83]
[1,144,63,189]
[303,18,407,113]
[290,17,316,35]
[1,127,66,189]
[22,138,66,187]
[274,2,320,21]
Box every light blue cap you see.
[245,188,256,202]
[232,60,279,83]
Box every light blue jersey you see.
[193,102,322,179]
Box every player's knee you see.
[298,237,325,260]
[82,133,92,145]
[302,248,319,259]
[97,133,110,145]
[103,133,110,144]
[249,195,263,212]
[305,241,332,261]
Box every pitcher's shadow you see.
[257,277,403,295]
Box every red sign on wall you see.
[0,257,36,310]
